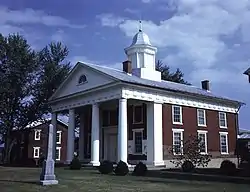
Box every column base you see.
[90,161,100,166]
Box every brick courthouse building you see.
[48,26,243,167]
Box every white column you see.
[147,102,164,166]
[79,113,85,162]
[66,109,75,164]
[118,98,128,163]
[90,103,100,166]
[51,112,57,160]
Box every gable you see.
[50,63,117,100]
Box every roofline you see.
[48,61,120,103]
[120,81,244,107]
[48,81,121,105]
[23,118,68,130]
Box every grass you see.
[0,167,249,192]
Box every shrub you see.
[133,162,148,176]
[220,160,237,176]
[169,135,211,169]
[114,161,129,176]
[181,160,195,172]
[69,156,81,170]
[98,160,114,174]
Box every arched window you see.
[78,75,87,84]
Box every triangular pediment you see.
[49,62,118,101]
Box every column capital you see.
[92,103,100,107]
[119,98,127,102]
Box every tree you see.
[155,60,191,85]
[0,33,71,163]
[169,134,211,169]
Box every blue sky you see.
[0,0,249,129]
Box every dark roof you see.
[244,67,250,75]
[80,62,243,105]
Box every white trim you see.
[34,129,41,140]
[51,85,122,112]
[219,112,227,129]
[197,109,206,127]
[33,147,40,158]
[132,105,143,124]
[56,131,62,144]
[51,82,240,113]
[197,130,208,154]
[122,87,239,113]
[172,129,184,155]
[132,129,144,155]
[172,105,183,125]
[56,146,61,161]
[219,132,229,155]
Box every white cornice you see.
[51,87,122,112]
[121,87,239,113]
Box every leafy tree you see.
[155,60,191,85]
[169,134,211,169]
[0,33,71,163]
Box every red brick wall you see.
[162,104,237,159]
[27,121,68,163]
[83,102,237,161]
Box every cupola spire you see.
[139,20,142,32]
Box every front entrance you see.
[107,134,117,162]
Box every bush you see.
[98,160,114,174]
[182,160,195,172]
[69,156,81,170]
[114,161,129,176]
[220,160,236,176]
[133,162,148,176]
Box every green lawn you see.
[0,167,249,192]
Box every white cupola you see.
[124,21,161,81]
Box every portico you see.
[50,83,165,166]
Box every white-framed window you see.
[172,105,182,124]
[56,131,62,144]
[197,109,206,127]
[33,147,40,158]
[34,129,41,140]
[172,129,184,155]
[197,130,208,154]
[219,132,229,154]
[133,105,143,124]
[55,147,61,161]
[133,129,143,154]
[219,112,227,128]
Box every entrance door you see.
[108,134,117,163]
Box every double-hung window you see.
[133,129,143,154]
[197,109,206,127]
[220,132,228,154]
[219,112,227,128]
[172,105,182,124]
[33,147,40,158]
[133,105,143,124]
[55,147,61,161]
[197,130,208,154]
[172,129,184,155]
[56,131,62,144]
[34,129,41,140]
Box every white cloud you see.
[96,14,125,27]
[96,0,250,86]
[0,6,85,29]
